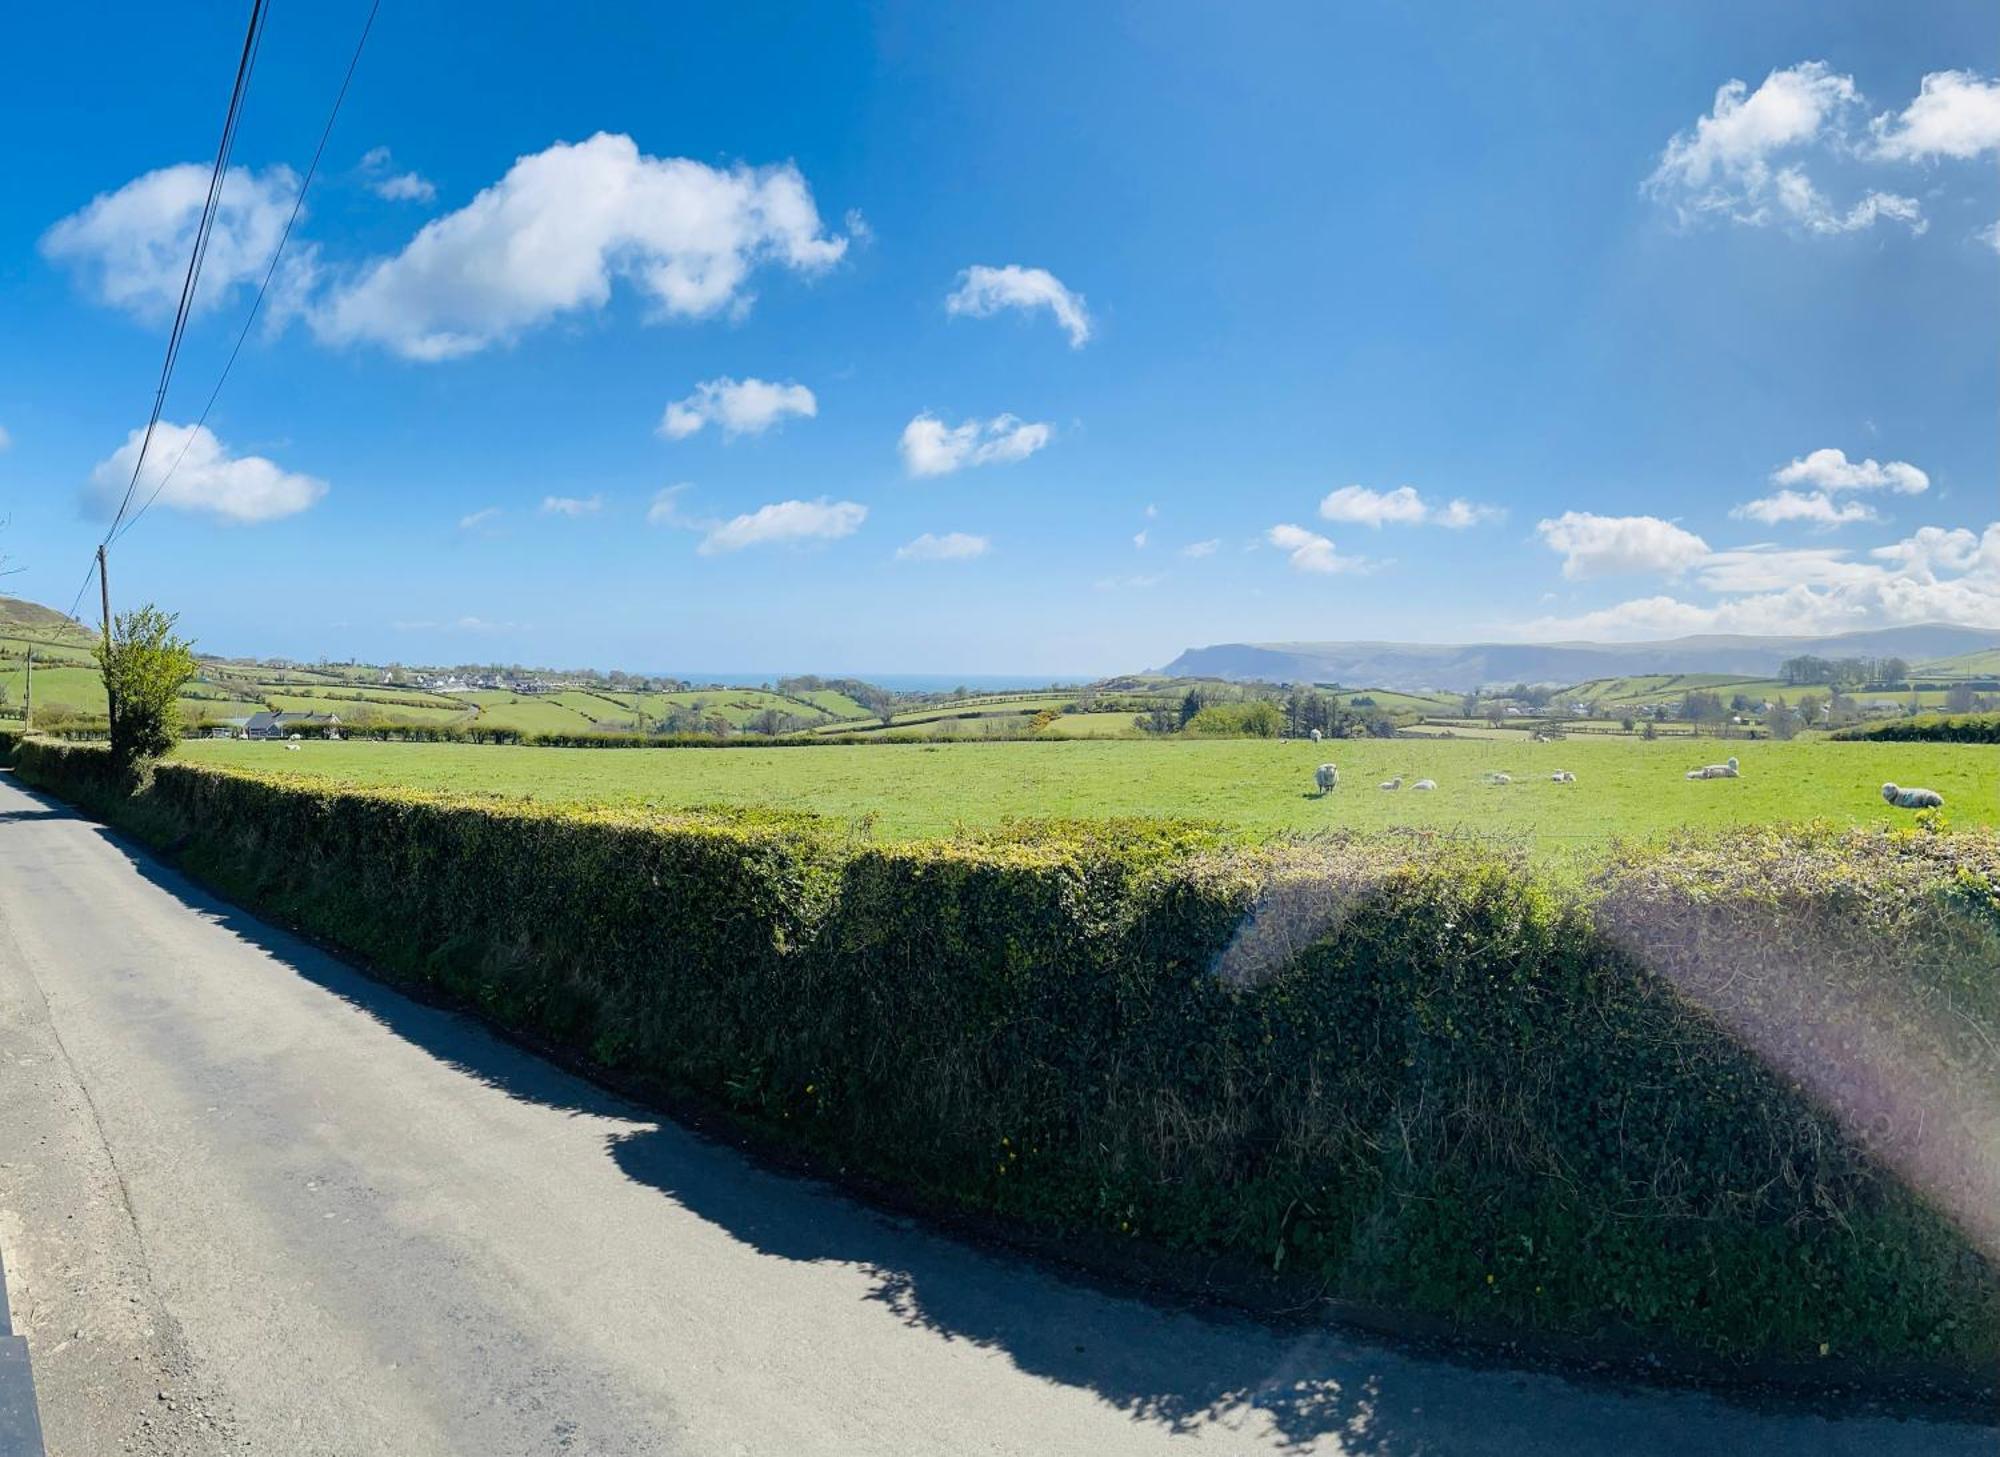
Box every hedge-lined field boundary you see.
[1833,713,2000,744]
[6,732,1998,1384]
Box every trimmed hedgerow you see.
[1834,713,2000,744]
[9,735,1999,1375]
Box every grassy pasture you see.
[171,734,1996,852]
[455,691,602,733]
[795,688,872,719]
[1036,710,1145,738]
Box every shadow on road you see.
[10,779,1416,1452]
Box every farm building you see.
[243,710,341,740]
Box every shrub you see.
[12,736,1999,1378]
[99,605,197,767]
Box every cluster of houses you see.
[394,671,559,695]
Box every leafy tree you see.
[1179,687,1206,728]
[98,604,197,766]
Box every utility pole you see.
[97,544,114,731]
[22,647,30,730]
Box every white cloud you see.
[1535,512,1710,579]
[1644,62,1924,236]
[899,413,1051,477]
[646,482,699,528]
[1870,70,2000,161]
[1871,524,1985,575]
[314,133,847,360]
[1771,446,1928,495]
[458,506,501,530]
[699,497,864,554]
[1133,529,1149,550]
[1982,220,2000,254]
[1181,538,1221,558]
[1515,521,2000,640]
[375,172,436,203]
[896,531,988,561]
[86,422,325,523]
[1093,573,1165,591]
[540,493,602,517]
[945,264,1092,347]
[1731,489,1878,527]
[1318,483,1499,529]
[361,146,436,203]
[1693,545,1878,594]
[1267,523,1365,575]
[659,377,816,439]
[42,163,303,321]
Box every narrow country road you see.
[0,771,1985,1456]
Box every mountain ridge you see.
[1161,624,2000,691]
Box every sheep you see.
[1309,727,1323,743]
[283,742,303,753]
[1881,782,1944,810]
[1484,771,1512,785]
[1411,779,1437,791]
[1685,755,1741,781]
[1314,763,1340,795]
[1379,776,1403,791]
[1550,770,1576,783]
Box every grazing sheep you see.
[1685,755,1741,781]
[1314,763,1340,795]
[1881,782,1944,810]
[1484,771,1512,785]
[1550,770,1576,783]
[1309,728,1323,743]
[1379,776,1403,791]
[1411,779,1437,791]
[283,742,302,753]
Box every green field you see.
[1037,710,1145,738]
[171,735,1995,851]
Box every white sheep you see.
[1881,782,1944,810]
[1309,727,1323,743]
[1314,763,1340,795]
[284,742,303,753]
[1685,755,1740,781]
[1379,776,1403,791]
[1484,771,1512,785]
[1550,770,1575,783]
[1411,779,1437,791]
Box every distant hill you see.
[1161,624,2000,691]
[0,593,94,643]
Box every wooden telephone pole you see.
[21,647,30,730]
[97,544,114,731]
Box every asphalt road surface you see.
[0,770,1988,1455]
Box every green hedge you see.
[9,735,1999,1376]
[236,720,954,748]
[1834,713,2000,744]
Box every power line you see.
[65,0,271,628]
[102,0,272,542]
[114,0,383,546]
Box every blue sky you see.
[0,1,1995,676]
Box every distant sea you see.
[673,672,1090,692]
